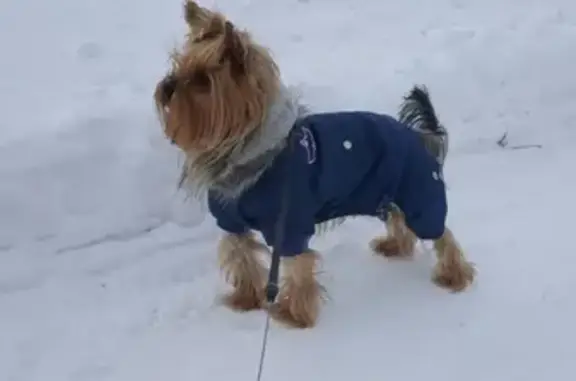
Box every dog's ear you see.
[223,21,246,76]
[184,0,210,30]
[154,74,178,110]
[196,14,226,41]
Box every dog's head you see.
[154,1,280,160]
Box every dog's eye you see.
[156,75,178,107]
[191,72,211,92]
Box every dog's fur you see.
[155,0,475,329]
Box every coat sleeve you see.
[263,128,317,256]
[207,190,249,235]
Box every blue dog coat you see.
[208,111,447,256]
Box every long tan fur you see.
[432,228,475,291]
[271,251,326,328]
[371,214,475,292]
[218,232,268,310]
[154,0,280,185]
[370,206,417,258]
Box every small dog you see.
[155,1,475,328]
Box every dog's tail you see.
[398,85,449,168]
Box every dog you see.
[154,0,475,328]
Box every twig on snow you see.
[496,132,542,151]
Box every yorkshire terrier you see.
[154,0,475,329]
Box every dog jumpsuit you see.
[208,111,447,256]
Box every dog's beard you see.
[179,84,309,200]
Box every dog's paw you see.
[370,237,413,259]
[268,280,324,329]
[222,287,264,311]
[269,303,316,329]
[433,261,476,292]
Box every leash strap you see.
[264,124,300,304]
[256,125,299,381]
[256,118,313,381]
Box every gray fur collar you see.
[179,84,309,200]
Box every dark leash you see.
[255,249,281,381]
[255,128,297,381]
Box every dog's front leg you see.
[218,232,267,311]
[270,251,324,328]
[432,228,475,291]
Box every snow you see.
[1,0,575,380]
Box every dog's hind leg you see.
[218,232,267,311]
[270,251,324,328]
[370,207,417,258]
[432,228,475,291]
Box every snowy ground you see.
[1,0,576,380]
